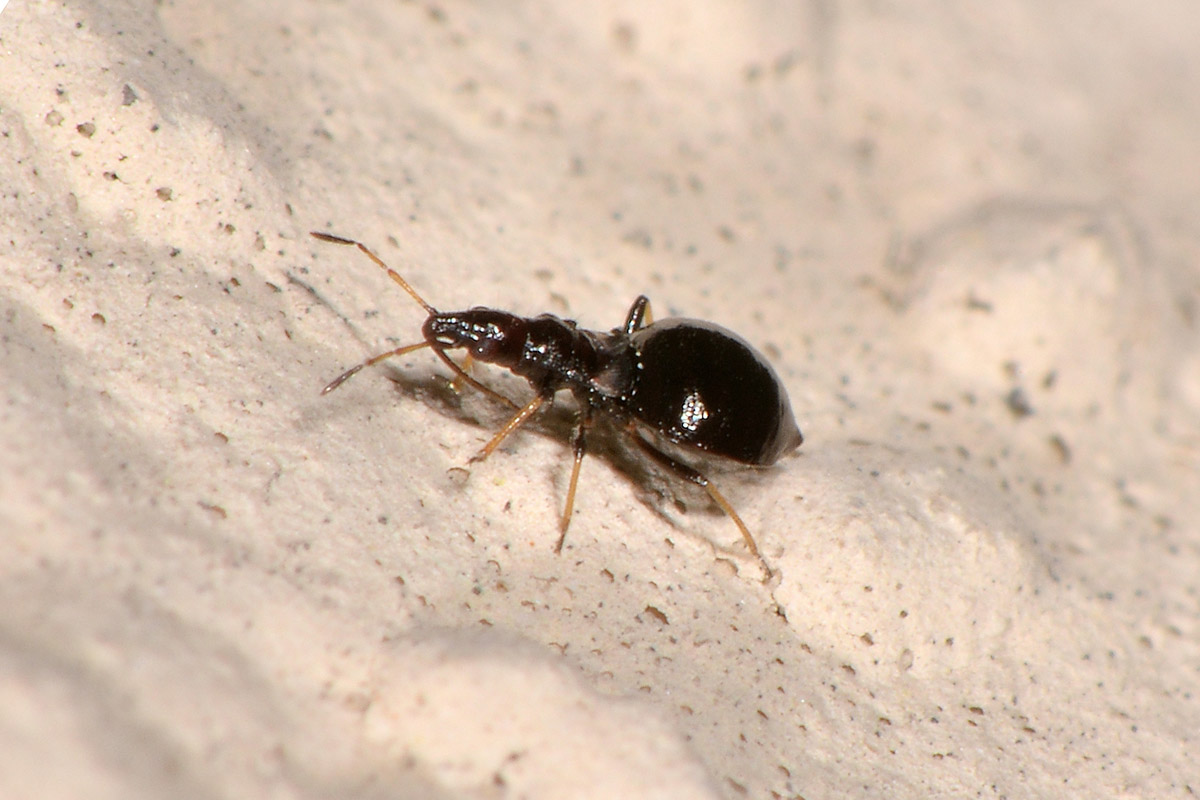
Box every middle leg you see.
[555,406,594,553]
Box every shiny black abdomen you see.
[627,319,802,465]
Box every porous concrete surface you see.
[2,2,1198,798]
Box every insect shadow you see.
[311,232,802,579]
[377,371,736,539]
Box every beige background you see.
[2,1,1198,797]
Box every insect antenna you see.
[321,341,432,395]
[312,231,520,409]
[310,231,437,315]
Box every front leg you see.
[469,393,549,464]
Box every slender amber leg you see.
[438,351,520,408]
[555,407,593,552]
[469,393,548,464]
[431,348,518,409]
[631,434,774,580]
[447,353,476,393]
[622,295,653,334]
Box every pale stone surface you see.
[1,1,1198,797]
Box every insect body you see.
[313,232,802,577]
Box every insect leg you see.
[431,347,519,409]
[555,406,593,553]
[321,341,432,395]
[447,353,477,394]
[469,393,549,464]
[631,434,774,580]
[623,295,653,334]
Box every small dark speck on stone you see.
[612,21,637,52]
[643,605,669,625]
[623,228,652,249]
[1048,434,1072,464]
[1005,387,1034,418]
[966,294,993,312]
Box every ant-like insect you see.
[312,231,802,578]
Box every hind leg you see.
[631,436,774,580]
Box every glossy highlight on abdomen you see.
[628,319,802,465]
